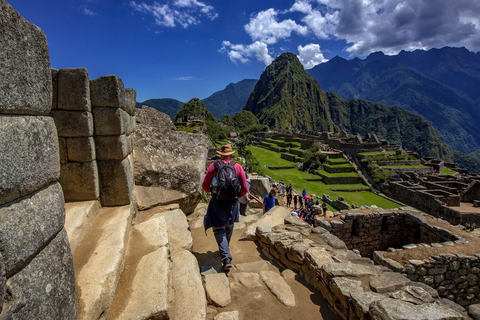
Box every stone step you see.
[64,200,101,253]
[73,204,134,320]
[106,216,172,320]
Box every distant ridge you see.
[308,46,480,158]
[136,98,184,121]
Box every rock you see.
[133,216,169,249]
[390,285,435,305]
[92,107,129,136]
[370,272,412,293]
[0,116,60,205]
[152,209,193,253]
[134,106,209,213]
[249,177,270,198]
[370,297,465,320]
[468,304,480,320]
[1,229,77,320]
[57,68,91,111]
[0,183,65,276]
[171,250,206,320]
[350,291,386,319]
[320,233,348,249]
[90,75,126,108]
[59,161,100,201]
[331,277,364,309]
[116,248,170,320]
[0,252,5,313]
[64,200,101,253]
[124,88,137,116]
[230,272,263,288]
[282,269,296,281]
[51,110,94,137]
[214,311,240,320]
[204,273,231,307]
[66,137,96,162]
[134,185,200,214]
[285,215,310,227]
[233,261,273,273]
[305,247,335,270]
[0,0,51,115]
[95,135,130,160]
[240,206,291,241]
[98,157,134,206]
[59,137,68,164]
[51,68,59,110]
[321,262,388,282]
[76,205,134,320]
[188,202,208,229]
[260,271,295,307]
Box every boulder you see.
[134,106,210,213]
[0,116,60,205]
[133,216,169,249]
[240,206,291,241]
[330,277,364,309]
[204,273,231,307]
[0,183,65,276]
[370,272,411,293]
[468,304,480,320]
[57,68,91,111]
[90,75,126,109]
[152,209,193,253]
[260,270,295,307]
[134,185,200,214]
[249,177,270,198]
[0,0,51,116]
[59,161,100,201]
[320,232,348,250]
[350,291,386,319]
[66,137,96,162]
[321,262,389,282]
[370,298,464,320]
[230,272,263,288]
[305,247,335,270]
[1,229,77,320]
[214,311,240,320]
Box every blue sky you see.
[8,0,480,103]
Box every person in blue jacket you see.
[263,188,277,214]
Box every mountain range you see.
[308,47,480,158]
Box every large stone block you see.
[95,135,129,160]
[51,110,94,137]
[124,88,136,116]
[90,75,125,109]
[92,107,129,136]
[57,68,91,111]
[0,116,60,205]
[59,161,100,201]
[51,68,59,110]
[66,137,95,162]
[125,114,135,136]
[0,183,65,276]
[58,137,68,164]
[0,0,51,115]
[1,229,77,320]
[0,252,5,314]
[98,158,133,206]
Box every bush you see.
[302,143,325,171]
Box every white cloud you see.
[220,41,273,66]
[290,0,480,55]
[297,43,328,69]
[82,7,97,16]
[245,8,308,44]
[130,0,217,28]
[174,76,201,80]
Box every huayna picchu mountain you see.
[244,52,480,173]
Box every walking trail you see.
[189,206,338,320]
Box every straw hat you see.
[217,144,235,156]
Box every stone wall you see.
[255,222,467,320]
[52,70,136,206]
[0,1,77,317]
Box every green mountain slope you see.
[202,79,257,120]
[245,52,480,172]
[136,98,184,120]
[308,47,480,156]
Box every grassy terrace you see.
[317,169,359,177]
[323,163,353,169]
[358,150,396,156]
[328,158,349,164]
[440,168,457,175]
[381,165,429,169]
[248,146,401,210]
[265,138,301,148]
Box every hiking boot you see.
[222,259,232,271]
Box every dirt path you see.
[190,215,338,320]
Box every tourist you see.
[321,202,328,217]
[293,195,298,209]
[202,145,249,271]
[299,196,303,208]
[302,188,307,197]
[263,188,277,214]
[286,192,292,207]
[238,183,250,216]
[286,183,293,194]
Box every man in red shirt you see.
[202,145,248,271]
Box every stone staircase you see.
[64,202,207,320]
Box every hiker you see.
[238,182,250,216]
[202,145,248,271]
[299,195,304,208]
[302,188,307,197]
[293,195,298,209]
[286,192,292,207]
[321,202,328,217]
[263,188,277,214]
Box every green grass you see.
[318,170,359,177]
[358,151,396,156]
[247,146,294,167]
[264,138,301,148]
[381,165,429,169]
[328,158,349,163]
[440,168,457,175]
[324,163,353,168]
[248,147,401,210]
